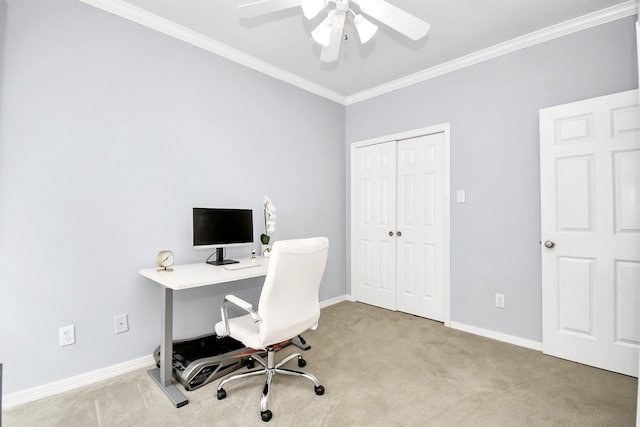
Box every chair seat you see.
[215,314,263,350]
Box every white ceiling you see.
[83,0,637,103]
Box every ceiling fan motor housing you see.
[336,0,350,14]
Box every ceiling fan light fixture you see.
[311,15,334,46]
[301,0,328,19]
[238,0,430,62]
[354,14,378,44]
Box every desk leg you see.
[148,287,188,408]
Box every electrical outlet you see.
[495,293,506,309]
[114,314,129,334]
[59,325,75,346]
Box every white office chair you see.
[214,237,329,422]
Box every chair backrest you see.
[257,237,329,346]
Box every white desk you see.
[139,257,268,407]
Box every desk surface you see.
[139,257,268,290]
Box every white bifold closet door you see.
[352,131,447,321]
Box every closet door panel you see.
[353,141,397,310]
[396,133,445,321]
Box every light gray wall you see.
[0,0,345,394]
[345,16,638,342]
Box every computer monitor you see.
[193,208,254,265]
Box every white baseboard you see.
[319,294,351,308]
[3,295,353,409]
[450,321,543,351]
[3,355,155,409]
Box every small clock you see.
[156,250,174,272]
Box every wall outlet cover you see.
[115,314,129,334]
[59,325,75,346]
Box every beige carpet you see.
[3,301,637,426]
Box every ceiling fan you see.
[238,0,430,62]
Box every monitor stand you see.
[206,247,239,266]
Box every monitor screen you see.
[193,208,254,248]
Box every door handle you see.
[544,240,555,249]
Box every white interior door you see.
[396,133,446,321]
[540,89,640,377]
[353,141,397,310]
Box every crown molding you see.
[78,0,347,104]
[79,0,637,106]
[345,0,639,105]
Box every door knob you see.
[544,240,555,249]
[397,231,402,237]
[389,231,393,237]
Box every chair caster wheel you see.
[247,358,255,369]
[298,357,306,368]
[261,409,273,422]
[315,385,325,395]
[217,389,227,400]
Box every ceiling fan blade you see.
[312,14,333,46]
[356,0,430,40]
[320,12,346,62]
[301,0,328,19]
[238,0,301,18]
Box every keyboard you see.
[223,262,262,271]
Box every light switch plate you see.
[495,293,506,309]
[456,190,466,203]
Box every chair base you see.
[216,346,324,422]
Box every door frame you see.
[349,123,451,327]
